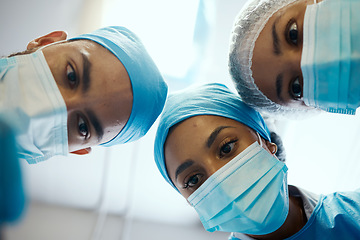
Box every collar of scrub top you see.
[70,26,168,146]
[153,83,271,191]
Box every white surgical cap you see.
[229,0,306,117]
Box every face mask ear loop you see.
[36,40,68,52]
[256,132,263,148]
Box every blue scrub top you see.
[229,189,360,239]
[286,190,360,239]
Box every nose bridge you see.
[288,49,302,69]
[205,158,225,177]
[65,94,90,112]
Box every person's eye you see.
[184,174,203,189]
[219,140,237,158]
[78,115,89,139]
[66,64,77,88]
[290,77,302,100]
[287,21,298,45]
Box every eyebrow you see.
[272,15,282,56]
[276,73,285,103]
[175,160,194,180]
[85,108,104,142]
[206,126,235,148]
[80,51,91,93]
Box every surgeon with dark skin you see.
[154,83,360,240]
[228,0,356,117]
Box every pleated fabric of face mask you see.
[187,133,289,235]
[0,48,68,164]
[301,0,360,115]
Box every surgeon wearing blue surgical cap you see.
[3,26,167,163]
[154,83,360,239]
[154,83,272,191]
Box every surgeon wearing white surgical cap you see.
[229,0,360,117]
[1,26,167,164]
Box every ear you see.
[265,141,277,155]
[70,147,92,155]
[27,31,68,50]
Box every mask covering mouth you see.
[0,46,68,164]
[301,0,360,115]
[187,132,289,235]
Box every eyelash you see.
[289,77,302,100]
[66,63,78,88]
[285,19,298,46]
[78,114,90,140]
[183,173,203,189]
[219,139,238,158]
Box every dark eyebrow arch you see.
[276,73,285,103]
[81,52,91,93]
[85,108,104,142]
[206,126,235,148]
[272,15,282,56]
[175,160,194,180]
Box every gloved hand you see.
[0,119,25,223]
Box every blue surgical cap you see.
[70,26,168,145]
[154,83,271,189]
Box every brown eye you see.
[78,115,89,139]
[290,77,302,99]
[67,64,77,88]
[184,174,203,189]
[221,143,233,154]
[288,21,298,45]
[219,140,237,157]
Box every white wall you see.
[4,201,229,240]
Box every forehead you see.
[164,115,252,161]
[166,115,229,145]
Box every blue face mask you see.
[301,0,360,115]
[187,134,289,235]
[0,50,68,164]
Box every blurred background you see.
[1,0,360,239]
